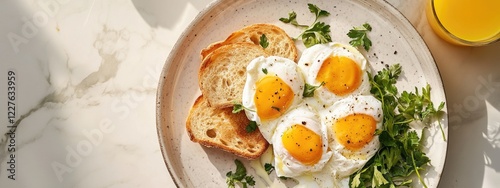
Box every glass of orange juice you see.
[426,0,500,46]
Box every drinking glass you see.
[426,0,500,46]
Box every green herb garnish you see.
[308,3,330,20]
[245,121,257,133]
[260,34,269,49]
[280,3,332,47]
[303,82,325,97]
[302,22,332,48]
[264,163,275,175]
[232,102,254,113]
[226,159,255,188]
[262,68,268,74]
[349,64,446,188]
[347,23,373,51]
[279,11,307,27]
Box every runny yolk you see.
[316,56,362,96]
[334,114,376,151]
[254,75,294,120]
[282,124,323,165]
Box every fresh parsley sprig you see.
[398,85,446,141]
[232,102,258,133]
[308,3,330,22]
[280,4,332,47]
[347,23,373,51]
[262,68,268,74]
[226,159,256,188]
[279,11,307,28]
[303,82,325,97]
[245,121,257,133]
[302,22,332,48]
[264,163,275,175]
[260,34,269,49]
[350,64,446,188]
[232,102,254,113]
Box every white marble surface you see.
[0,0,499,188]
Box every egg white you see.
[320,95,383,178]
[242,56,305,142]
[298,42,371,110]
[240,44,384,188]
[272,103,332,177]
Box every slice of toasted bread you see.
[199,43,267,108]
[186,95,269,160]
[201,23,298,61]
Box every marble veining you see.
[0,0,202,187]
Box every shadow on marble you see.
[131,0,209,29]
[0,1,70,187]
[484,80,500,172]
[425,32,500,188]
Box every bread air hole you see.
[250,35,259,45]
[206,129,216,138]
[220,139,228,146]
[223,78,231,86]
[247,144,256,153]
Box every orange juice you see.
[426,0,500,46]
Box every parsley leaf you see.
[279,11,308,28]
[280,4,332,47]
[232,103,245,113]
[232,102,254,114]
[302,22,332,48]
[244,176,255,187]
[372,167,389,187]
[347,23,373,51]
[260,34,269,49]
[303,82,325,97]
[226,159,256,188]
[262,68,268,74]
[308,3,330,21]
[351,172,362,188]
[245,121,257,133]
[264,163,275,175]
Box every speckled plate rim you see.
[156,0,448,187]
[156,1,221,187]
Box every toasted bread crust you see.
[201,23,298,62]
[186,95,269,160]
[188,24,294,160]
[198,43,268,108]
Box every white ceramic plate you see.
[156,0,448,187]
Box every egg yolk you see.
[316,56,362,96]
[334,114,376,151]
[282,124,323,165]
[254,75,294,120]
